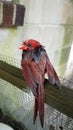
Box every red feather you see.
[20,39,61,127]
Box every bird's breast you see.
[22,50,42,64]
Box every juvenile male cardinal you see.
[19,39,61,127]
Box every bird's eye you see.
[27,43,32,47]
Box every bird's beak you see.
[19,43,28,50]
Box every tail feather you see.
[33,84,44,128]
[33,98,38,123]
[38,85,44,127]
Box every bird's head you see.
[19,39,42,51]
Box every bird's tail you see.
[33,84,44,128]
[33,97,38,123]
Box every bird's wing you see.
[45,52,61,88]
[21,60,38,96]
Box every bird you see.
[19,39,61,127]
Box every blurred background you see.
[0,0,73,130]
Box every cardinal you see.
[19,39,61,127]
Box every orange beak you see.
[19,43,28,50]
